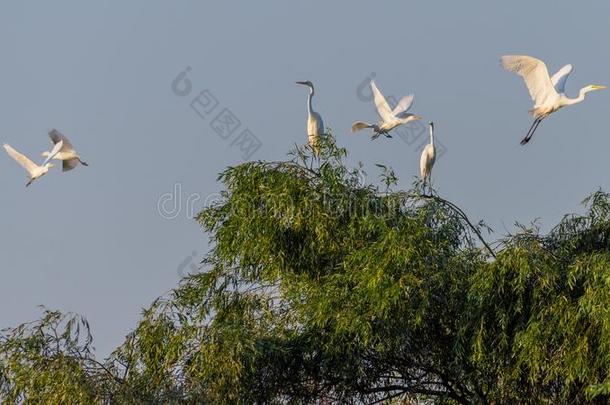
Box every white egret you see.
[420,122,436,193]
[4,141,62,187]
[351,80,421,139]
[41,129,89,171]
[501,55,606,144]
[296,81,324,155]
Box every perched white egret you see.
[501,55,606,144]
[4,141,62,187]
[351,80,422,139]
[296,81,324,155]
[41,129,88,172]
[420,122,436,193]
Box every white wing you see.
[42,140,63,166]
[419,144,435,179]
[392,94,414,117]
[3,144,40,175]
[312,111,324,135]
[49,129,73,151]
[370,81,393,122]
[550,64,573,94]
[501,55,557,105]
[419,146,429,179]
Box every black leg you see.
[527,119,543,143]
[520,118,541,145]
[520,119,538,145]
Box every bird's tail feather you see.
[351,121,373,133]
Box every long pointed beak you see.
[593,85,607,90]
[295,81,306,85]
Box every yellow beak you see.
[593,85,607,90]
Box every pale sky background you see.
[1,1,609,357]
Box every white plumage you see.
[4,141,62,187]
[501,55,606,144]
[41,129,89,172]
[352,80,421,139]
[420,122,436,192]
[296,81,324,155]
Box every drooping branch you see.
[420,193,496,259]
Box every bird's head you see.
[429,121,434,129]
[296,81,315,93]
[584,84,607,94]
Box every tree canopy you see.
[2,136,610,404]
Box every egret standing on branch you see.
[296,81,324,155]
[501,55,606,145]
[42,129,89,172]
[3,141,62,187]
[351,80,421,139]
[420,122,436,194]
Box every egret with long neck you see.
[501,55,605,144]
[420,122,436,194]
[296,81,324,155]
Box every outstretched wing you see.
[42,140,63,166]
[63,158,79,172]
[550,64,573,94]
[370,81,393,122]
[501,55,557,105]
[3,144,39,175]
[392,94,414,117]
[48,129,73,151]
[351,121,373,133]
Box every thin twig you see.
[421,194,497,259]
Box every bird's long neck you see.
[564,87,589,106]
[429,125,435,146]
[307,87,314,115]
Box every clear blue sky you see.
[1,1,609,357]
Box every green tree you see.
[2,135,610,404]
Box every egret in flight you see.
[351,80,421,139]
[41,129,89,171]
[296,81,324,155]
[3,141,62,187]
[501,55,606,145]
[420,122,436,193]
